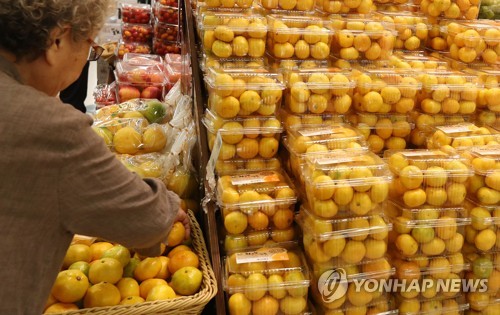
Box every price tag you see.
[231,171,280,186]
[436,124,473,134]
[236,248,289,264]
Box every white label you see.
[230,171,280,186]
[472,147,500,157]
[436,124,473,134]
[315,154,368,166]
[401,150,447,157]
[236,247,290,264]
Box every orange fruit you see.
[146,284,176,301]
[119,296,145,305]
[44,303,79,314]
[168,250,200,274]
[88,258,123,284]
[171,266,203,295]
[51,270,89,303]
[248,211,269,230]
[139,278,168,299]
[167,245,193,258]
[156,256,170,280]
[89,242,114,261]
[272,208,294,230]
[134,257,162,281]
[83,282,121,308]
[62,244,91,268]
[116,277,140,298]
[167,221,186,247]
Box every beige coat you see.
[0,56,180,314]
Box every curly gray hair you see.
[0,0,115,61]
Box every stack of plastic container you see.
[117,2,154,59]
[385,149,473,315]
[152,0,181,55]
[296,149,396,314]
[460,146,500,313]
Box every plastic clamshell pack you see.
[410,110,474,135]
[153,1,179,25]
[122,53,163,66]
[463,67,500,113]
[418,0,481,20]
[373,11,429,51]
[464,251,500,281]
[384,149,473,208]
[115,152,168,179]
[215,157,282,175]
[303,150,392,219]
[120,2,151,24]
[256,0,316,13]
[205,67,285,118]
[348,112,414,154]
[463,197,500,248]
[266,55,331,74]
[391,251,470,281]
[330,20,397,61]
[202,0,254,9]
[476,109,500,129]
[164,53,182,65]
[152,38,181,55]
[390,52,449,71]
[115,61,167,84]
[427,123,500,150]
[415,70,483,114]
[266,14,334,61]
[280,108,349,130]
[353,68,422,114]
[386,200,469,257]
[285,124,367,155]
[284,68,356,115]
[444,21,500,65]
[396,294,470,315]
[312,284,396,315]
[153,18,179,42]
[121,23,154,44]
[315,0,375,14]
[462,146,500,206]
[223,246,311,315]
[216,170,297,211]
[115,40,152,59]
[461,145,500,176]
[200,54,266,73]
[199,12,268,58]
[223,227,299,255]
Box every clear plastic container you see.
[297,204,392,266]
[256,0,316,13]
[153,1,179,24]
[217,170,297,234]
[266,56,331,82]
[121,23,154,43]
[386,200,469,258]
[463,67,500,112]
[215,157,282,175]
[461,146,500,206]
[390,52,449,71]
[284,68,356,115]
[476,109,500,129]
[120,2,151,24]
[391,251,469,282]
[199,12,267,58]
[349,113,414,154]
[303,150,392,219]
[316,0,375,14]
[153,19,179,42]
[115,40,152,59]
[203,0,253,9]
[444,21,499,65]
[116,152,169,179]
[418,0,481,20]
[93,118,168,155]
[164,53,182,65]
[330,17,396,61]
[266,15,334,60]
[200,54,266,73]
[374,11,430,52]
[384,149,473,208]
[409,110,474,147]
[427,123,500,150]
[203,109,283,160]
[312,282,395,314]
[157,0,178,8]
[93,98,169,124]
[224,246,310,315]
[115,61,167,85]
[467,294,500,313]
[280,108,348,130]
[415,70,483,115]
[396,294,469,315]
[114,62,168,102]
[464,253,500,312]
[152,38,181,55]
[223,226,298,254]
[123,53,163,66]
[204,67,285,118]
[353,69,422,114]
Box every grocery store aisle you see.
[84,61,98,113]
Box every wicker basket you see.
[51,210,217,315]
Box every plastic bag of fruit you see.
[94,98,172,125]
[164,80,182,109]
[116,152,172,179]
[92,117,173,155]
[169,95,192,131]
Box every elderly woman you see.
[0,1,188,313]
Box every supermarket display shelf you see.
[183,0,226,314]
